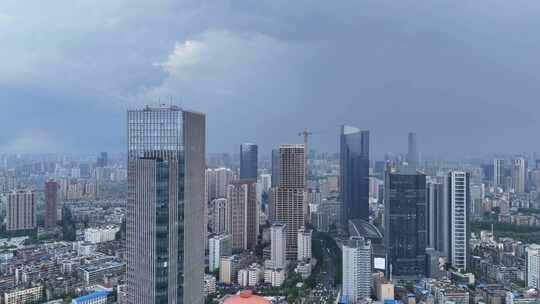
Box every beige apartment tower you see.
[227,179,258,250]
[271,144,306,259]
[6,190,36,232]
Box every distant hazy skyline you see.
[1,1,540,157]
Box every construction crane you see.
[298,128,312,182]
[298,128,312,150]
[298,128,312,223]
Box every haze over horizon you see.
[1,0,539,156]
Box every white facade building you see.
[203,274,216,295]
[259,174,272,193]
[342,237,371,304]
[206,168,234,201]
[264,268,286,287]
[209,234,232,272]
[271,223,287,269]
[237,264,261,287]
[84,226,119,244]
[238,269,249,287]
[527,244,540,289]
[297,227,312,261]
[494,159,505,188]
[512,158,527,193]
[247,264,262,287]
[448,171,470,272]
[4,286,43,304]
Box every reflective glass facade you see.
[127,106,204,304]
[384,165,427,278]
[340,125,370,224]
[240,143,258,179]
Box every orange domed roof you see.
[223,291,270,304]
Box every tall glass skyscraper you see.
[339,125,370,224]
[426,177,447,254]
[126,105,205,304]
[384,164,427,279]
[240,143,258,179]
[271,148,280,188]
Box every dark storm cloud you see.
[1,0,539,156]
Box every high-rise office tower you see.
[206,168,235,201]
[227,180,258,250]
[527,244,540,290]
[384,164,427,278]
[97,152,108,167]
[209,234,232,272]
[203,171,209,252]
[493,159,505,188]
[339,125,370,225]
[530,169,540,192]
[447,171,470,272]
[272,144,306,259]
[427,178,447,253]
[270,223,287,269]
[342,237,372,303]
[407,132,419,167]
[126,105,205,304]
[210,198,229,234]
[240,143,258,180]
[6,190,36,233]
[297,227,312,261]
[259,174,272,193]
[271,149,280,188]
[470,183,485,219]
[44,180,59,228]
[511,157,527,193]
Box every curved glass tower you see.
[340,125,370,224]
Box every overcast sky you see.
[1,0,539,157]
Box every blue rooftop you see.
[72,291,108,304]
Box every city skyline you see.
[1,112,540,302]
[3,1,540,303]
